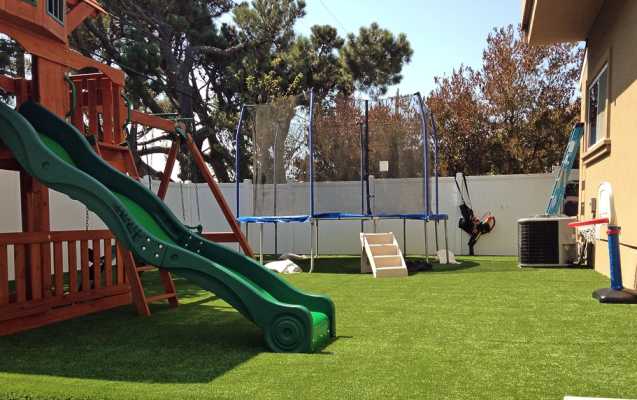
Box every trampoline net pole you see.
[235,105,246,217]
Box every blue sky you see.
[295,0,522,95]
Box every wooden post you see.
[123,250,151,317]
[157,138,180,200]
[184,133,254,257]
[87,78,98,137]
[100,78,114,144]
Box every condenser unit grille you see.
[519,221,559,264]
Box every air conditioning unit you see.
[518,216,577,267]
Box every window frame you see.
[582,55,611,166]
[586,63,608,149]
[46,0,65,25]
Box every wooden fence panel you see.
[29,243,42,301]
[14,245,26,303]
[0,245,7,306]
[104,239,112,288]
[41,242,52,298]
[92,239,101,289]
[68,240,77,293]
[53,241,64,296]
[80,240,90,291]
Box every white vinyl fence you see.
[0,171,570,258]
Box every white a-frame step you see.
[360,232,408,278]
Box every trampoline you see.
[235,93,313,262]
[311,92,449,263]
[235,91,449,267]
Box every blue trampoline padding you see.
[370,213,429,220]
[237,215,311,224]
[312,212,371,220]
[427,213,449,221]
[365,213,449,221]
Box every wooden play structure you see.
[0,1,251,335]
[360,233,408,278]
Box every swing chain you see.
[179,180,186,222]
[195,181,201,223]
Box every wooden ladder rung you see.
[202,232,240,243]
[136,265,156,272]
[145,293,178,304]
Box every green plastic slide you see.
[0,101,334,353]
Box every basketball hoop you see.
[568,182,615,253]
[568,185,637,303]
[569,217,609,242]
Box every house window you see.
[47,0,64,24]
[587,65,608,148]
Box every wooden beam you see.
[66,2,97,33]
[130,110,175,132]
[202,232,241,243]
[123,251,151,317]
[0,146,14,161]
[0,285,131,323]
[184,133,254,257]
[0,76,16,94]
[0,230,113,245]
[0,20,125,86]
[81,0,108,15]
[0,292,131,336]
[157,138,180,200]
[0,160,21,170]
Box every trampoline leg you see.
[310,220,315,273]
[315,220,320,263]
[373,218,378,233]
[259,223,264,264]
[424,221,429,263]
[434,220,439,254]
[444,219,450,265]
[274,222,278,256]
[403,218,407,256]
[245,223,250,255]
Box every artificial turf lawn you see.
[1,256,636,400]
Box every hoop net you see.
[577,226,597,244]
[569,217,610,245]
[568,218,609,266]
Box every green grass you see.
[1,256,637,400]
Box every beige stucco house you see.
[522,0,637,289]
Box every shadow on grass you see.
[426,260,480,273]
[0,291,265,384]
[293,256,480,275]
[297,257,361,274]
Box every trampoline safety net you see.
[236,92,437,221]
[311,96,366,217]
[236,94,311,219]
[367,94,431,216]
